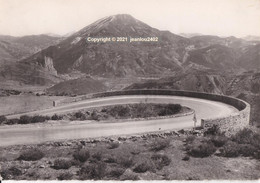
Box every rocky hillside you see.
[0,34,60,63]
[125,68,228,94]
[46,76,107,95]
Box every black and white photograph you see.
[0,0,259,181]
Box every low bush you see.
[238,144,258,157]
[158,104,181,116]
[107,105,131,118]
[5,118,19,125]
[17,148,44,161]
[133,158,156,173]
[210,135,228,147]
[51,114,63,120]
[182,155,190,161]
[120,171,140,180]
[232,128,260,149]
[219,141,240,157]
[204,125,223,136]
[74,111,87,120]
[0,115,7,124]
[91,152,102,161]
[11,115,50,124]
[73,149,90,162]
[104,156,117,163]
[117,156,133,168]
[1,167,22,180]
[151,153,171,170]
[53,158,72,170]
[90,110,99,121]
[108,167,126,178]
[185,135,196,144]
[187,140,216,158]
[57,172,73,180]
[107,141,120,149]
[150,138,170,151]
[79,162,107,180]
[31,115,50,123]
[19,115,32,124]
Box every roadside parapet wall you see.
[53,89,250,135]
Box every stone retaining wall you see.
[53,89,250,135]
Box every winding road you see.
[0,95,238,146]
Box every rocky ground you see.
[0,128,259,180]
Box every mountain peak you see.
[76,14,152,37]
[110,14,135,20]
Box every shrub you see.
[182,155,190,161]
[19,115,32,124]
[204,125,223,136]
[151,154,171,170]
[104,155,117,163]
[53,158,72,170]
[158,104,181,116]
[187,140,216,157]
[232,128,260,149]
[117,156,133,168]
[17,148,44,161]
[0,115,7,124]
[51,114,63,120]
[57,172,73,180]
[73,149,90,162]
[238,144,258,157]
[107,105,131,118]
[107,141,120,149]
[120,171,140,180]
[150,138,170,151]
[31,115,50,123]
[74,111,86,120]
[91,152,102,161]
[210,135,228,147]
[108,167,125,178]
[1,167,22,180]
[186,135,196,144]
[219,141,240,157]
[79,162,107,180]
[6,118,19,125]
[133,158,156,173]
[90,110,99,121]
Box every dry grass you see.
[0,132,259,180]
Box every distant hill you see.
[0,34,60,63]
[183,44,240,71]
[46,76,107,95]
[238,44,260,70]
[0,61,62,87]
[242,35,260,42]
[125,68,228,94]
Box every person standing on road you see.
[193,113,197,128]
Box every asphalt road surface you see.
[0,95,238,146]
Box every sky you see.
[0,0,260,37]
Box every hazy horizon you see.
[0,0,260,38]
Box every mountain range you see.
[0,14,259,89]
